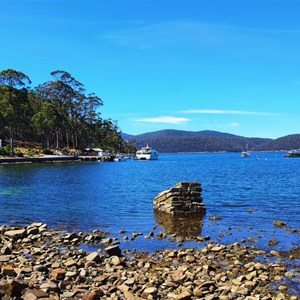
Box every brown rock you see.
[0,281,12,298]
[94,274,109,284]
[1,265,16,276]
[82,290,102,300]
[86,252,101,263]
[40,281,58,292]
[4,229,26,239]
[0,255,11,263]
[63,258,77,267]
[50,268,66,280]
[177,288,192,300]
[23,289,49,300]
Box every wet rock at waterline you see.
[0,223,299,299]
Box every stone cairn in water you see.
[153,182,206,216]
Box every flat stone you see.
[1,265,15,276]
[143,287,157,294]
[40,281,58,292]
[4,229,26,239]
[23,289,49,300]
[66,271,77,277]
[176,288,192,300]
[50,268,66,280]
[94,274,109,283]
[0,255,11,262]
[64,258,77,267]
[86,252,101,263]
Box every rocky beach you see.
[0,222,299,300]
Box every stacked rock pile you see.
[153,182,206,216]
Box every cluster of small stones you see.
[153,182,206,216]
[0,223,299,300]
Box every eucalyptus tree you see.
[0,69,31,155]
[32,102,61,148]
[34,70,103,149]
[95,119,122,152]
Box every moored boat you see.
[135,144,159,160]
[284,149,300,158]
[113,156,127,162]
[241,151,250,157]
[241,143,250,157]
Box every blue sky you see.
[1,0,300,138]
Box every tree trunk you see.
[66,129,69,148]
[56,131,59,149]
[9,126,14,156]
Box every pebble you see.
[0,222,298,299]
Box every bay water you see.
[0,152,299,252]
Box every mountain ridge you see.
[122,130,300,153]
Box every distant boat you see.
[284,150,300,158]
[241,143,250,157]
[241,150,250,157]
[135,144,159,160]
[113,155,127,162]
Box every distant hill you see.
[121,129,274,153]
[253,134,300,151]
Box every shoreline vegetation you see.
[0,69,136,158]
[0,222,299,299]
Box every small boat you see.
[241,151,250,157]
[135,144,159,160]
[241,143,250,157]
[284,149,300,158]
[113,155,127,162]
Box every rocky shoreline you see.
[0,223,299,300]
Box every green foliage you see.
[14,150,24,157]
[0,68,124,154]
[26,149,39,157]
[42,148,54,155]
[0,146,11,156]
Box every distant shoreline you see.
[0,155,80,165]
[0,151,291,164]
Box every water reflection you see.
[154,211,205,238]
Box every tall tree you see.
[34,70,103,149]
[0,69,31,155]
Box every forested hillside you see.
[253,134,300,151]
[0,69,135,156]
[123,130,300,153]
[123,130,273,153]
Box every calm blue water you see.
[0,152,299,252]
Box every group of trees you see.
[0,69,135,155]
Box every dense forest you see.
[124,130,300,153]
[0,69,135,156]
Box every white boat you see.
[135,144,159,160]
[284,149,300,158]
[241,151,250,157]
[113,155,127,162]
[241,143,250,157]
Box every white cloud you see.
[134,116,190,124]
[229,122,239,127]
[180,109,280,116]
